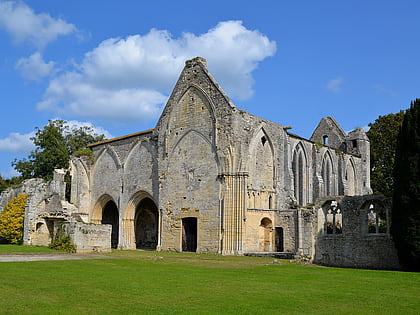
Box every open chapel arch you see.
[122,191,159,250]
[135,198,159,249]
[292,142,308,206]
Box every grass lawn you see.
[0,245,419,314]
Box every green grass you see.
[0,244,57,253]
[0,246,419,314]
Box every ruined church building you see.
[66,57,399,269]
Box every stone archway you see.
[260,217,273,252]
[102,200,119,249]
[134,198,158,249]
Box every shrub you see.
[0,194,28,244]
[48,236,76,253]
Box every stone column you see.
[121,218,136,249]
[221,172,247,255]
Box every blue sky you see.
[0,0,418,178]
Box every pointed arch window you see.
[367,203,387,234]
[321,151,334,196]
[345,159,356,196]
[325,201,342,235]
[292,143,307,206]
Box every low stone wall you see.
[65,222,112,253]
[313,195,401,270]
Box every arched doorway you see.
[260,218,273,252]
[135,198,158,249]
[102,200,119,249]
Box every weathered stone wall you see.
[17,169,112,254]
[288,131,371,207]
[81,131,159,249]
[275,210,297,253]
[67,57,399,269]
[0,178,44,215]
[156,59,223,253]
[64,221,111,253]
[313,195,400,269]
[245,210,275,252]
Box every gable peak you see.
[185,57,207,68]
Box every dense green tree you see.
[366,111,404,196]
[391,99,420,270]
[0,175,7,193]
[0,175,24,193]
[12,120,105,181]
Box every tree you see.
[12,120,105,181]
[366,111,404,196]
[0,175,7,193]
[0,194,28,244]
[391,99,420,270]
[0,175,26,193]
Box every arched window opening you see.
[323,135,329,145]
[367,203,387,234]
[321,152,334,197]
[261,136,267,146]
[292,145,307,206]
[268,195,273,209]
[345,159,356,196]
[325,201,342,235]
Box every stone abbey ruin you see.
[0,57,400,269]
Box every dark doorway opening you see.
[275,227,284,252]
[135,198,158,249]
[182,217,197,252]
[102,200,119,249]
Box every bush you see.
[48,236,76,253]
[0,194,28,244]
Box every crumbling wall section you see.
[64,221,111,253]
[0,178,44,215]
[314,195,400,269]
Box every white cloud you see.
[0,131,35,153]
[38,21,276,123]
[0,120,112,154]
[1,167,20,179]
[374,84,396,97]
[0,1,76,49]
[63,119,113,139]
[15,52,57,80]
[327,77,344,93]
